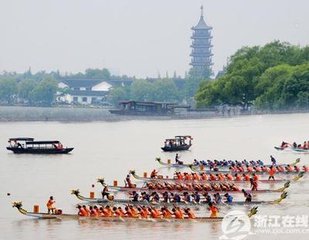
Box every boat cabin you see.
[161,135,193,151]
[109,101,190,115]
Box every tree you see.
[31,78,58,106]
[85,68,111,79]
[195,41,309,110]
[0,78,18,104]
[18,79,36,104]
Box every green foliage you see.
[31,78,58,106]
[18,79,36,103]
[0,78,18,103]
[109,78,181,104]
[196,41,309,110]
[85,68,111,79]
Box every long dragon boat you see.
[189,165,306,175]
[129,170,304,184]
[99,181,290,194]
[156,157,300,169]
[12,202,258,222]
[71,189,288,206]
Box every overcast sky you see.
[0,0,308,78]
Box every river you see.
[0,113,308,240]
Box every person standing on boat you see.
[101,185,110,199]
[125,174,133,188]
[268,166,277,180]
[46,196,56,214]
[175,153,183,165]
[242,189,252,202]
[270,155,277,166]
[250,178,258,191]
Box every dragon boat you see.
[71,189,288,206]
[11,202,258,222]
[98,179,290,194]
[156,157,301,169]
[129,170,304,184]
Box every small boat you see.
[71,189,287,206]
[12,201,258,222]
[161,136,192,152]
[7,138,74,154]
[129,170,304,184]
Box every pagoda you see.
[190,6,213,77]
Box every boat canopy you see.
[9,138,34,142]
[26,141,60,144]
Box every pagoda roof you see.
[192,16,212,30]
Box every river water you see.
[0,113,308,240]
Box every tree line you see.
[195,41,309,110]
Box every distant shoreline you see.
[0,105,308,122]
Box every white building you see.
[57,79,112,105]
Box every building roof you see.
[192,6,212,30]
[61,79,102,88]
[70,90,108,97]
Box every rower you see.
[89,206,99,217]
[131,191,139,202]
[151,192,160,203]
[83,205,90,216]
[243,173,251,181]
[150,169,158,178]
[224,193,233,204]
[242,189,252,202]
[162,191,169,203]
[203,192,212,204]
[183,192,192,203]
[208,202,219,218]
[193,159,199,166]
[172,193,181,203]
[77,205,87,216]
[46,196,56,214]
[214,193,222,204]
[185,208,196,219]
[294,165,300,172]
[172,207,184,219]
[192,192,201,203]
[303,165,309,172]
[161,206,172,218]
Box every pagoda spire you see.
[189,6,213,78]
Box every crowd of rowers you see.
[76,204,218,219]
[127,190,252,204]
[190,159,266,167]
[281,141,309,150]
[149,165,308,182]
[143,180,259,192]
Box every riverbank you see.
[0,105,308,122]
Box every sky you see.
[0,0,308,78]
